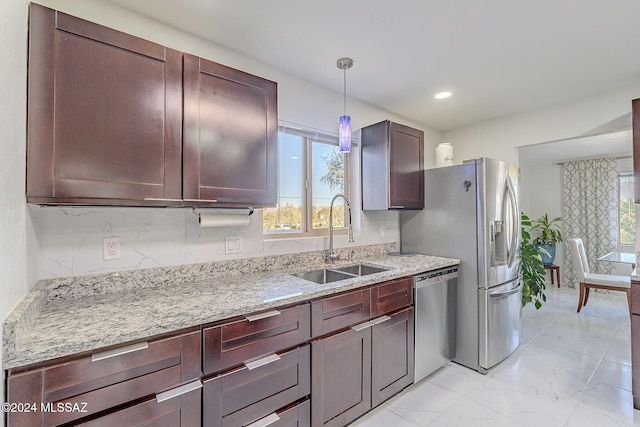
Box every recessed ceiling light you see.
[435,91,452,100]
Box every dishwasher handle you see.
[414,271,458,288]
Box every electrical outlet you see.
[103,237,121,261]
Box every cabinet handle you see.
[91,342,148,362]
[143,198,183,202]
[351,319,376,331]
[246,412,280,427]
[390,205,405,209]
[371,315,391,325]
[156,380,202,403]
[183,198,218,203]
[245,353,281,370]
[245,310,281,322]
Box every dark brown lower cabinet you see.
[371,307,414,407]
[311,307,414,427]
[202,345,310,427]
[73,384,201,426]
[6,330,201,427]
[631,279,640,408]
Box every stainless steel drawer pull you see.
[246,412,280,427]
[245,353,281,370]
[156,380,202,403]
[183,198,219,203]
[351,320,375,331]
[91,342,148,362]
[390,205,405,209]
[245,310,281,322]
[372,315,392,325]
[143,198,183,202]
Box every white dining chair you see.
[567,237,631,313]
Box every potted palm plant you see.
[521,213,547,309]
[531,213,563,265]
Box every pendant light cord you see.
[343,68,347,116]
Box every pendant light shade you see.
[339,115,351,152]
[337,57,353,153]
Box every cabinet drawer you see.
[311,288,371,337]
[203,345,310,427]
[632,281,640,314]
[73,381,201,427]
[203,304,310,375]
[372,278,412,316]
[247,399,310,427]
[7,330,201,427]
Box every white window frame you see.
[263,122,352,238]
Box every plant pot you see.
[535,243,556,265]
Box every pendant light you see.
[337,57,353,153]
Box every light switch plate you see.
[225,236,242,254]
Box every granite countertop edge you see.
[3,254,459,370]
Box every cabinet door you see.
[310,287,371,338]
[388,122,424,209]
[203,304,310,375]
[203,346,310,427]
[7,330,201,427]
[633,98,640,204]
[311,327,371,427]
[633,314,640,408]
[73,384,201,427]
[27,4,182,205]
[183,54,277,207]
[361,120,423,210]
[371,307,415,407]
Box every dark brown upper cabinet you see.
[26,4,277,208]
[361,120,424,210]
[633,98,640,203]
[27,4,183,206]
[183,55,277,207]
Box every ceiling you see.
[519,130,632,165]
[105,0,640,131]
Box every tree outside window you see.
[619,174,635,246]
[263,127,349,236]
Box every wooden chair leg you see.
[577,282,585,313]
[583,287,590,306]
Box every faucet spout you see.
[327,193,354,263]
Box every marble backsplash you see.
[29,205,400,280]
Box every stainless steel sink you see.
[292,268,354,284]
[332,264,389,276]
[291,264,390,284]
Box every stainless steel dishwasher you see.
[413,266,458,382]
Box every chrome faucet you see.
[327,193,355,263]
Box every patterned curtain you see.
[562,158,618,288]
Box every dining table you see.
[597,251,636,270]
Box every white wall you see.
[1,0,31,413]
[443,84,640,165]
[17,0,443,279]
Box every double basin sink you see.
[292,263,389,284]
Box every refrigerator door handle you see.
[505,175,519,268]
[489,281,522,298]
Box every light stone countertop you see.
[3,251,459,370]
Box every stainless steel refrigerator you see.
[400,157,522,373]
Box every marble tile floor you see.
[350,285,640,427]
